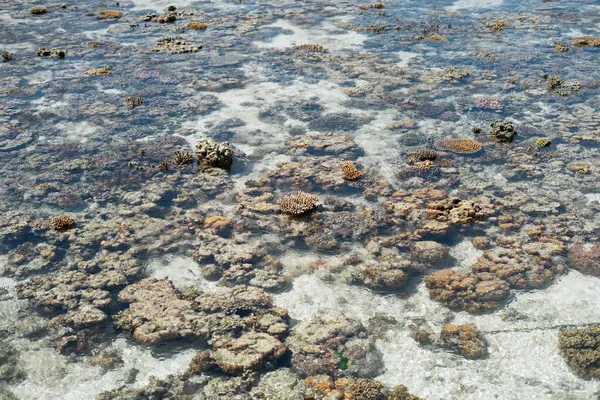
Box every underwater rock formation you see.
[286,315,384,378]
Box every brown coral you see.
[433,138,482,154]
[125,97,144,108]
[86,66,112,76]
[341,161,363,180]
[558,326,600,379]
[571,36,600,47]
[440,324,488,359]
[426,198,486,224]
[295,44,328,52]
[29,6,47,15]
[195,139,233,169]
[277,191,319,215]
[406,149,437,163]
[173,150,193,166]
[51,215,75,231]
[97,10,124,20]
[187,22,208,30]
[425,269,510,313]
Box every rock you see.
[88,348,124,370]
[571,36,600,47]
[29,6,47,15]
[250,368,305,400]
[568,242,600,277]
[114,278,288,345]
[0,341,25,383]
[440,324,488,359]
[286,315,383,378]
[212,332,286,374]
[558,326,600,379]
[425,269,510,313]
[411,241,450,268]
[186,350,217,375]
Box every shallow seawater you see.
[1,0,600,399]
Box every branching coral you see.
[51,215,75,231]
[195,139,233,169]
[341,161,363,180]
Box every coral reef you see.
[568,242,600,277]
[29,6,47,15]
[490,120,516,143]
[187,22,208,30]
[151,37,201,54]
[286,316,384,378]
[97,10,124,20]
[534,138,551,148]
[125,97,144,108]
[341,161,363,180]
[571,36,600,47]
[37,48,66,58]
[296,44,328,52]
[277,191,319,215]
[440,324,488,359]
[195,139,233,169]
[425,269,510,313]
[51,214,75,231]
[433,138,481,154]
[558,326,600,379]
[86,66,112,76]
[173,150,193,166]
[406,149,437,163]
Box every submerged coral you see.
[277,191,319,215]
[558,326,600,379]
[490,120,516,143]
[341,161,363,180]
[433,138,482,154]
[195,139,233,169]
[97,10,124,20]
[440,324,488,359]
[406,149,437,162]
[51,214,75,231]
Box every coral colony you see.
[0,0,600,399]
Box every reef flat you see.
[1,0,600,399]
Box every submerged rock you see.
[286,315,384,378]
[568,242,600,277]
[212,332,286,374]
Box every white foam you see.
[585,193,600,205]
[145,255,218,291]
[253,18,367,52]
[10,337,196,400]
[54,121,100,143]
[275,271,600,399]
[446,0,504,12]
[449,238,482,271]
